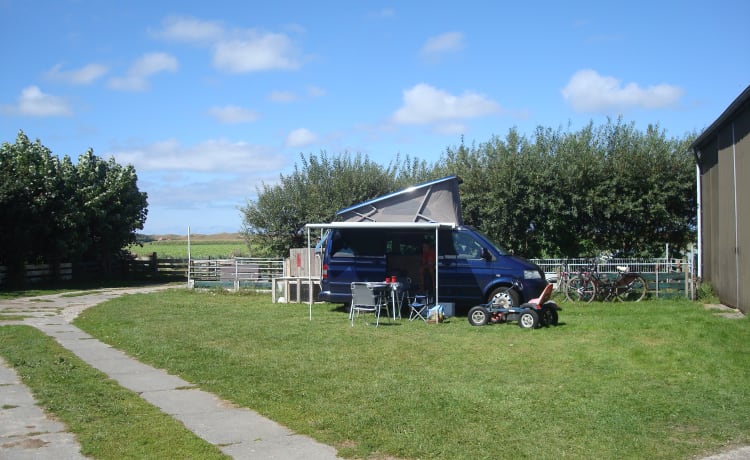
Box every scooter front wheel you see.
[467,306,490,326]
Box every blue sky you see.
[2,1,748,235]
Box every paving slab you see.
[0,358,86,460]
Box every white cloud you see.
[213,34,300,73]
[268,90,297,103]
[1,86,73,117]
[307,85,326,98]
[392,83,500,124]
[153,16,303,74]
[45,63,108,85]
[369,8,395,19]
[156,16,224,44]
[208,105,259,124]
[420,32,464,59]
[108,52,178,91]
[285,128,318,147]
[139,172,255,209]
[268,86,325,103]
[433,122,467,136]
[561,69,684,112]
[112,138,284,173]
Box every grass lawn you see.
[0,325,226,459]
[52,290,750,458]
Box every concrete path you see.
[0,286,339,459]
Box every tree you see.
[74,150,148,271]
[243,121,697,260]
[440,120,696,258]
[0,131,148,284]
[0,132,55,283]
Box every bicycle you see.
[557,261,580,301]
[565,260,648,302]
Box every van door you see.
[438,229,493,305]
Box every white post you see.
[696,164,702,279]
[434,226,439,307]
[307,227,312,321]
[187,226,192,287]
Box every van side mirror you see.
[481,247,492,261]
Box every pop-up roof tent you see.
[304,176,463,319]
[335,175,463,224]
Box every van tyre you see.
[518,309,540,329]
[468,306,490,326]
[488,286,519,308]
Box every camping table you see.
[385,280,406,320]
[366,281,403,321]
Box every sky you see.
[2,1,748,235]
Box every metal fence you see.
[188,257,284,290]
[531,257,695,299]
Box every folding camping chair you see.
[350,282,390,326]
[408,293,429,323]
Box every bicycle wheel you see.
[616,275,648,301]
[566,276,596,303]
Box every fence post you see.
[655,262,660,298]
[150,252,158,273]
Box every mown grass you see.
[0,325,226,459]
[69,289,750,459]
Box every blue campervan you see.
[314,177,547,313]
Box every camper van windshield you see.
[468,227,509,255]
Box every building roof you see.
[692,84,750,155]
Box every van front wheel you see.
[488,286,519,308]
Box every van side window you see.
[452,232,485,259]
[333,229,385,257]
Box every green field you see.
[128,238,248,259]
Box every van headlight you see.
[524,270,542,280]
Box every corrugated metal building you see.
[692,85,750,313]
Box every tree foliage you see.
[0,131,148,284]
[442,118,696,257]
[243,120,696,259]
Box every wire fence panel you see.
[188,257,284,290]
[530,257,695,300]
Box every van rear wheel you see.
[488,286,519,308]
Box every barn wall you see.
[734,107,749,311]
[697,97,749,312]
